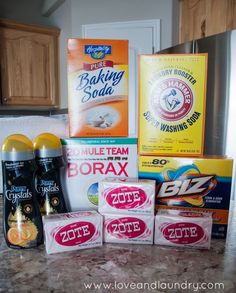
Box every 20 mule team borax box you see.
[61,138,138,211]
[139,156,233,238]
[139,54,208,156]
[67,38,128,137]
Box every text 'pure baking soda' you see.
[2,134,43,249]
[139,54,208,156]
[68,39,128,137]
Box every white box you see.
[99,178,155,215]
[61,138,138,211]
[103,213,154,244]
[154,210,212,249]
[43,211,103,254]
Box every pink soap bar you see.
[43,211,103,254]
[154,210,212,249]
[99,177,155,215]
[103,213,154,244]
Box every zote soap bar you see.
[103,214,154,244]
[139,54,207,156]
[154,210,212,249]
[99,177,155,215]
[43,211,102,254]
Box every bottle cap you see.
[34,133,63,158]
[2,134,34,161]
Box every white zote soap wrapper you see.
[103,213,154,244]
[154,210,212,249]
[43,211,103,254]
[99,178,155,215]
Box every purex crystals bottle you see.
[34,133,68,216]
[2,134,43,249]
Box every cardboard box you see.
[139,155,233,238]
[43,211,103,254]
[154,210,212,249]
[138,54,207,156]
[99,177,155,215]
[67,38,128,137]
[61,138,138,211]
[103,213,154,244]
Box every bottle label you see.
[3,160,42,248]
[35,156,67,215]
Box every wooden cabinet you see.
[179,0,236,43]
[0,19,60,107]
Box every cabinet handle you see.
[3,97,8,102]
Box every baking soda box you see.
[61,138,138,211]
[139,156,233,238]
[139,54,208,156]
[67,38,128,137]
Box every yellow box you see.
[67,39,128,137]
[138,54,208,156]
[138,155,233,238]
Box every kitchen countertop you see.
[0,197,236,293]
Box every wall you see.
[0,0,179,109]
[71,0,179,50]
[0,0,51,26]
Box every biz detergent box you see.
[61,138,138,211]
[139,156,233,238]
[67,38,128,137]
[138,54,208,156]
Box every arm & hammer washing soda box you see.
[61,138,138,211]
[67,38,128,137]
[103,213,154,244]
[138,54,208,156]
[43,211,102,254]
[139,155,233,238]
[99,177,155,215]
[154,210,212,249]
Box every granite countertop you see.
[0,197,236,293]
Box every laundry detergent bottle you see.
[33,133,68,216]
[2,134,43,249]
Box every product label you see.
[3,160,42,248]
[106,217,146,239]
[139,54,207,155]
[68,39,128,137]
[55,221,95,246]
[62,138,138,211]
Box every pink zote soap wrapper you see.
[103,213,154,244]
[43,211,103,254]
[154,210,212,249]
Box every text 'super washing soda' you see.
[139,155,233,238]
[2,134,43,249]
[34,133,68,215]
[139,54,208,156]
[68,39,128,137]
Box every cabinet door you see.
[0,27,59,107]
